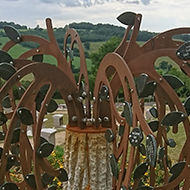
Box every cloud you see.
[39,0,151,7]
[141,0,151,5]
[125,0,140,4]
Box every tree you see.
[84,42,90,50]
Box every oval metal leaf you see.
[167,138,176,148]
[0,182,19,190]
[35,90,45,111]
[0,50,13,63]
[168,161,186,182]
[37,142,54,158]
[57,168,68,182]
[129,127,144,147]
[148,120,159,132]
[32,54,43,62]
[47,99,58,113]
[123,101,133,126]
[0,131,6,140]
[184,96,190,115]
[149,107,158,118]
[136,73,148,97]
[161,111,186,126]
[25,174,37,188]
[0,111,7,125]
[163,75,184,89]
[3,25,22,43]
[138,143,146,156]
[134,162,149,179]
[2,95,11,108]
[146,134,157,168]
[11,128,20,144]
[136,186,154,190]
[176,41,190,60]
[119,125,125,136]
[6,155,16,171]
[117,11,136,25]
[0,147,3,158]
[11,145,20,156]
[0,62,16,80]
[105,128,114,143]
[99,85,109,101]
[139,81,157,98]
[18,86,26,98]
[46,185,57,190]
[158,147,165,160]
[42,173,54,186]
[17,107,34,125]
[110,153,118,179]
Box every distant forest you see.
[1,21,190,53]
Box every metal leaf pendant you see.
[133,162,149,179]
[18,86,26,99]
[146,134,157,168]
[41,173,54,186]
[136,73,148,97]
[0,182,19,190]
[0,62,16,80]
[0,111,8,125]
[139,81,157,98]
[0,50,13,64]
[123,101,133,126]
[163,74,184,89]
[0,131,6,140]
[47,99,58,113]
[176,41,190,60]
[25,174,37,188]
[148,120,159,132]
[168,161,186,183]
[184,96,190,115]
[6,155,16,171]
[3,25,22,43]
[129,127,144,146]
[57,168,68,182]
[110,153,118,179]
[2,95,11,108]
[138,143,146,156]
[117,11,136,25]
[158,147,165,160]
[105,128,114,143]
[37,142,54,158]
[17,107,34,125]
[161,111,186,126]
[99,85,109,101]
[11,128,20,144]
[149,107,158,118]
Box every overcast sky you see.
[1,0,190,32]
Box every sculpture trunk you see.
[63,129,112,190]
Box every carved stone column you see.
[63,129,112,190]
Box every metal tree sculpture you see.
[0,11,190,190]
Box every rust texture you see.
[0,11,190,189]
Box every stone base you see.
[63,129,112,190]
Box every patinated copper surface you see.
[0,11,190,189]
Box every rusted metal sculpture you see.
[1,11,190,190]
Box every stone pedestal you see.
[63,129,112,190]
